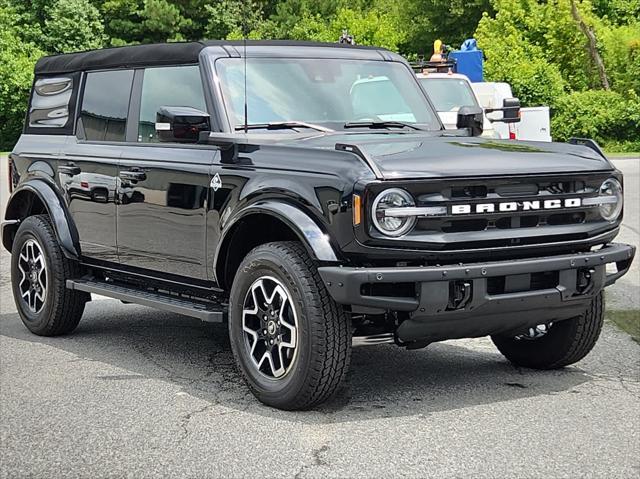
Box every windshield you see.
[418,77,479,112]
[214,58,441,131]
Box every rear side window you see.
[25,73,80,135]
[79,70,134,142]
[29,77,74,128]
[138,65,206,142]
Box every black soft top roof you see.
[34,40,387,75]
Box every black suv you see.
[2,41,635,410]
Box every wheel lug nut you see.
[269,339,274,345]
[263,329,267,335]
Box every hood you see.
[290,133,613,179]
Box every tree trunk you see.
[570,0,610,90]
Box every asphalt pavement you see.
[1,155,638,478]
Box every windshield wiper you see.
[343,121,422,131]
[235,121,334,133]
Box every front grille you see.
[418,210,587,233]
[366,172,616,251]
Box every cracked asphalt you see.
[1,156,639,478]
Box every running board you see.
[66,279,226,323]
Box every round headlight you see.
[372,188,416,237]
[598,178,623,221]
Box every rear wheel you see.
[228,241,351,410]
[491,292,604,369]
[11,215,89,336]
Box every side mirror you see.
[485,98,521,124]
[501,97,521,123]
[156,106,210,143]
[457,105,484,137]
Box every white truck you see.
[416,72,498,138]
[417,72,552,141]
[472,82,552,142]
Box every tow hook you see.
[447,280,472,310]
[576,268,596,295]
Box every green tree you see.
[140,0,191,42]
[475,0,567,107]
[98,0,204,45]
[44,0,105,53]
[551,90,640,149]
[0,2,45,150]
[592,0,640,24]
[205,0,266,39]
[229,3,405,51]
[5,0,46,45]
[598,22,640,94]
[396,0,493,55]
[99,0,143,45]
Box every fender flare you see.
[215,201,340,277]
[2,179,80,259]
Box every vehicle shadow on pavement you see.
[0,300,591,422]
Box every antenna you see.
[242,0,248,134]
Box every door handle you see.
[119,170,147,182]
[59,164,81,176]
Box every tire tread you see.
[492,292,604,369]
[12,215,87,336]
[230,241,351,410]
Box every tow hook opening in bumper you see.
[576,268,595,295]
[448,280,471,310]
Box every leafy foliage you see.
[235,5,406,50]
[599,23,640,94]
[43,0,105,53]
[1,0,638,150]
[0,2,45,148]
[476,0,640,151]
[396,0,493,55]
[551,90,640,151]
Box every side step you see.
[66,278,226,323]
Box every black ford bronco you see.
[3,41,635,410]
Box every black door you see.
[62,69,134,263]
[116,65,215,280]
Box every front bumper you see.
[318,243,635,343]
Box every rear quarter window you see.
[25,73,80,135]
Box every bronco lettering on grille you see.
[451,198,582,215]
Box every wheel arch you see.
[214,201,340,289]
[2,180,80,259]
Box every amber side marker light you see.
[353,194,362,225]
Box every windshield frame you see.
[204,51,444,135]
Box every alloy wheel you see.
[242,276,299,379]
[17,238,48,314]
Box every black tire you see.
[228,241,351,410]
[11,215,89,336]
[491,292,604,369]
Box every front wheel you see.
[228,242,351,410]
[492,292,604,369]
